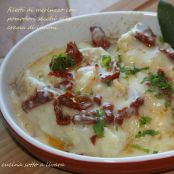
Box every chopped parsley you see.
[120,66,149,76]
[93,120,107,137]
[49,53,75,71]
[116,56,149,77]
[141,72,173,92]
[96,109,106,117]
[141,71,174,107]
[74,89,94,98]
[165,100,171,108]
[172,108,174,117]
[106,80,113,87]
[66,56,75,67]
[38,74,44,79]
[93,109,107,137]
[158,36,164,43]
[116,54,122,67]
[135,129,160,138]
[132,144,150,153]
[139,116,152,127]
[101,55,112,68]
[74,89,82,95]
[152,150,159,154]
[89,89,94,96]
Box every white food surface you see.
[11,24,174,157]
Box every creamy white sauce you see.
[11,23,174,157]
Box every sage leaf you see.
[158,0,174,48]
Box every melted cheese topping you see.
[11,24,174,157]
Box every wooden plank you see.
[0,58,3,65]
[102,0,150,11]
[103,0,174,12]
[0,0,70,58]
[69,0,119,16]
[135,0,174,11]
[0,112,71,174]
[0,51,70,174]
[134,0,158,11]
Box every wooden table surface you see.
[1,0,174,173]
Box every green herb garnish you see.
[74,89,82,95]
[89,89,94,96]
[154,93,164,99]
[49,53,75,71]
[116,54,122,67]
[66,55,75,67]
[132,144,150,153]
[141,71,173,107]
[101,55,112,68]
[152,150,159,154]
[117,55,149,77]
[38,74,44,79]
[139,116,152,127]
[106,80,113,87]
[120,66,149,76]
[141,73,173,92]
[172,108,174,117]
[165,100,171,108]
[158,36,164,43]
[135,129,160,138]
[96,109,106,117]
[93,120,107,137]
[158,0,174,48]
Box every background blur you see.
[1,0,174,59]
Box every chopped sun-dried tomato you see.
[159,48,174,62]
[54,99,71,125]
[130,97,144,115]
[157,68,165,77]
[135,32,156,48]
[116,107,128,125]
[104,110,115,124]
[48,70,73,79]
[134,23,156,48]
[54,79,73,90]
[58,93,93,111]
[93,95,102,106]
[66,42,83,65]
[100,70,120,83]
[72,113,97,125]
[21,89,54,112]
[71,97,144,126]
[90,26,111,49]
[90,135,98,145]
[102,103,114,111]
